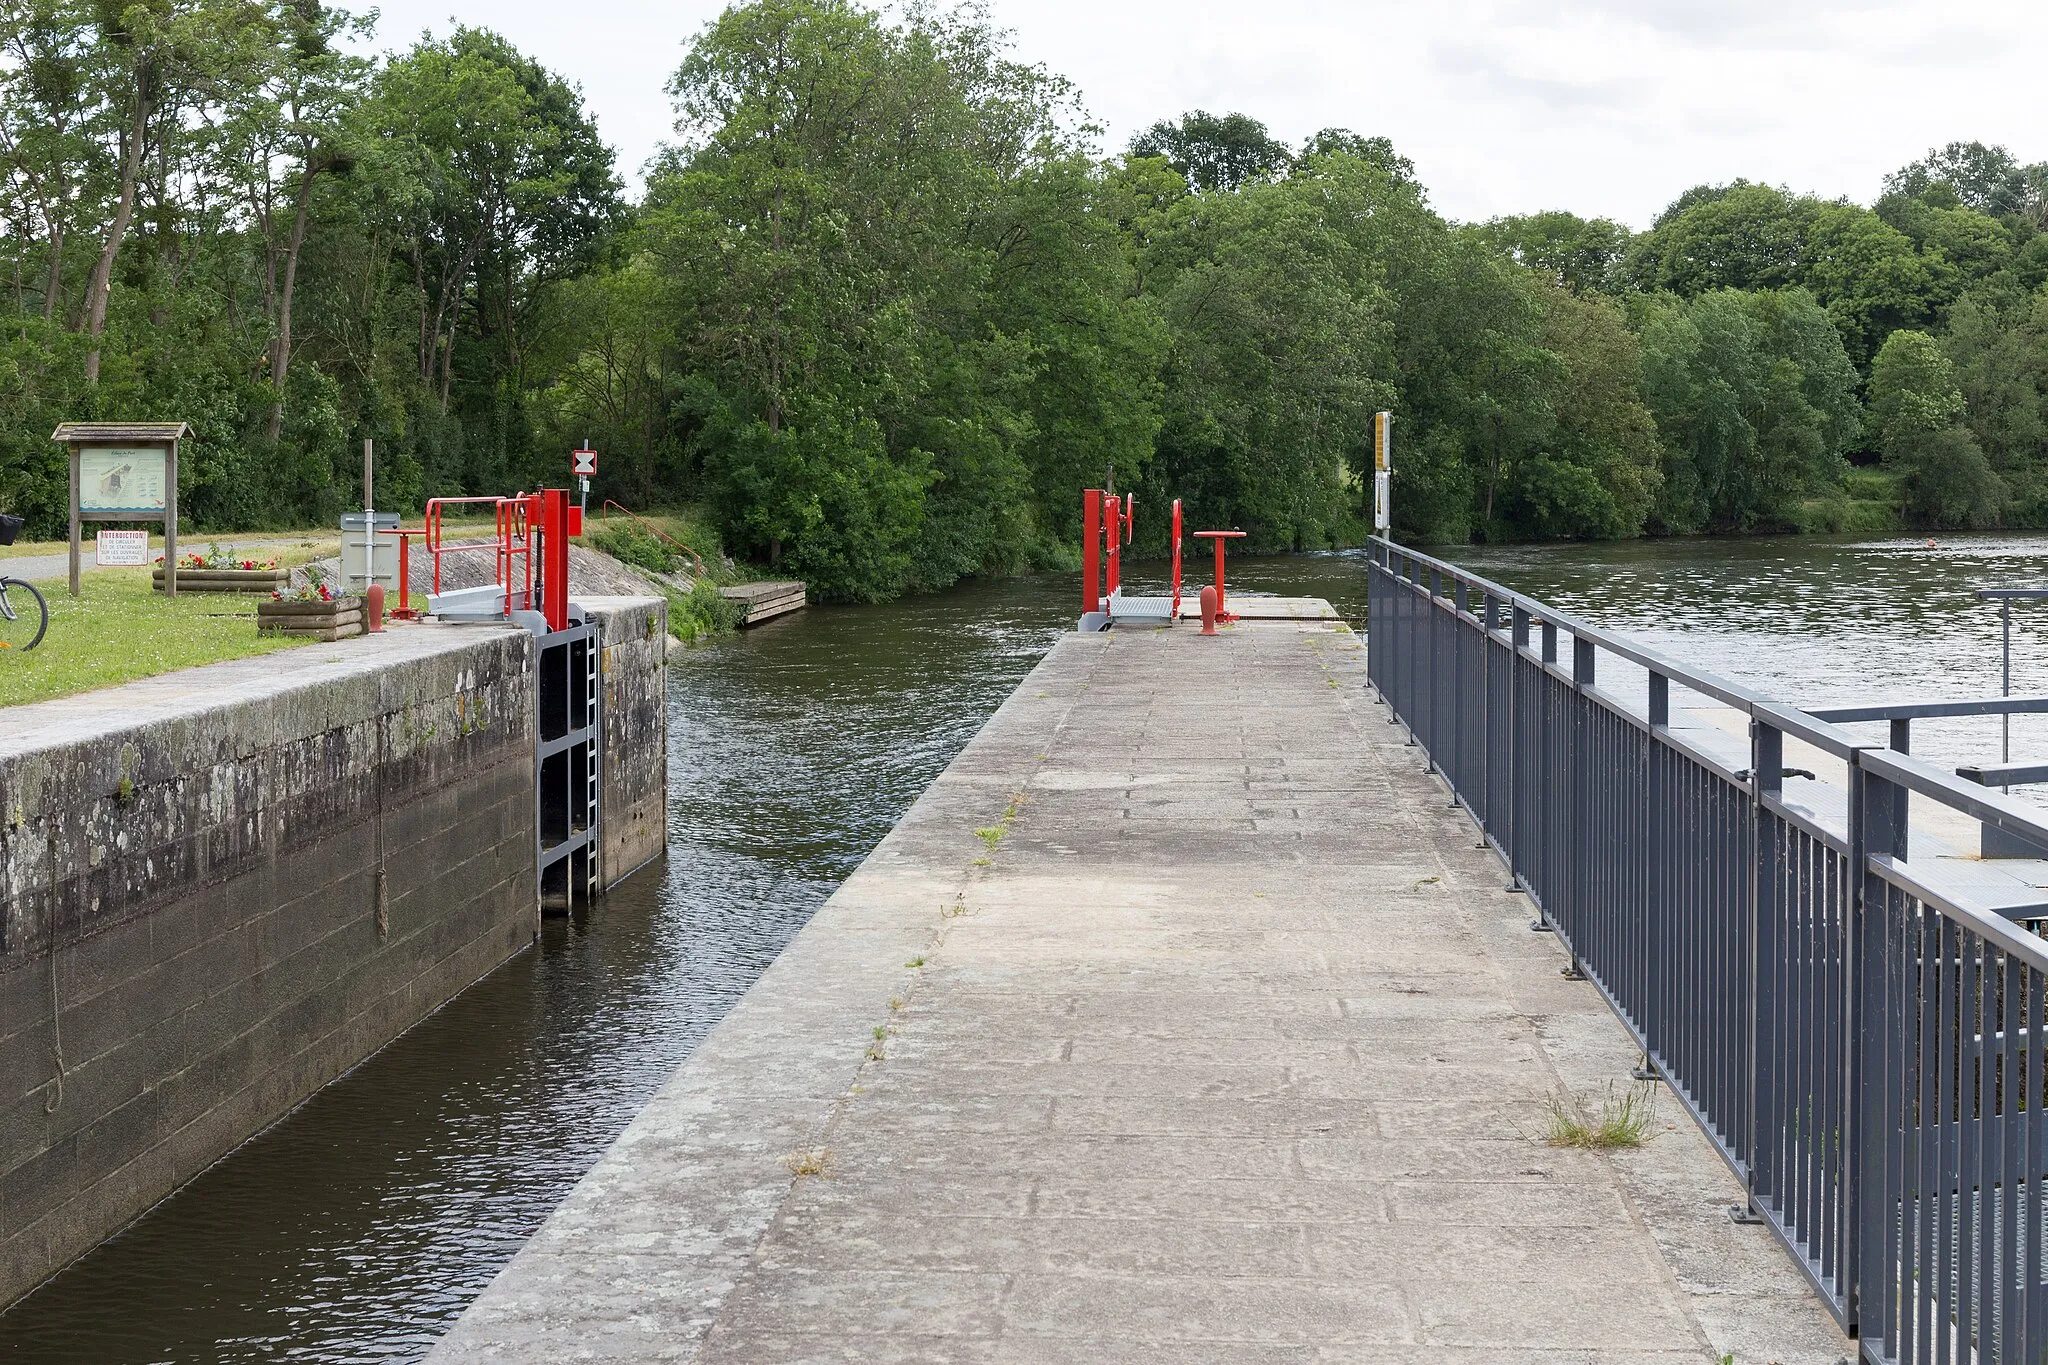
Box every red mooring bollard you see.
[1200,584,1219,636]
[366,583,385,633]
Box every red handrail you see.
[599,500,706,577]
[426,495,534,616]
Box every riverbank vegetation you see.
[6,1,2048,602]
[583,515,749,642]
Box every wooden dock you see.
[719,579,806,626]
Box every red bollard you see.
[366,582,385,633]
[1200,584,1219,636]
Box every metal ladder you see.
[580,627,600,903]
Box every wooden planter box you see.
[257,596,364,642]
[154,567,289,594]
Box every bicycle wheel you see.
[0,578,48,652]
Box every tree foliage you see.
[14,0,2048,594]
[1129,109,1290,193]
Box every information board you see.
[79,447,168,514]
[95,529,148,566]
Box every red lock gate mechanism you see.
[425,488,582,632]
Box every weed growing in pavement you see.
[785,1147,834,1177]
[1541,1082,1656,1150]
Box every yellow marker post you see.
[1372,411,1392,531]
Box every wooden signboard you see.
[53,422,188,597]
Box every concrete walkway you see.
[430,616,1852,1363]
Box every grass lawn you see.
[0,570,315,708]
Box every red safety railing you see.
[1082,488,1187,617]
[426,495,535,619]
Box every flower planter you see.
[154,567,290,594]
[257,596,364,641]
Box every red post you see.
[1170,499,1183,616]
[1104,494,1121,599]
[540,488,570,631]
[1200,584,1218,636]
[394,532,412,618]
[1082,489,1102,614]
[366,583,385,633]
[1193,530,1247,621]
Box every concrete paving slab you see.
[426,615,1851,1363]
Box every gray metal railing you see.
[1367,537,2048,1364]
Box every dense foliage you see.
[9,0,2048,599]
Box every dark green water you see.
[4,535,2045,1361]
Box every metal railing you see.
[1367,536,2048,1363]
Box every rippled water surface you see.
[1449,533,2048,775]
[7,533,2048,1361]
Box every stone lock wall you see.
[578,596,668,888]
[0,624,542,1308]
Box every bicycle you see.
[0,514,48,652]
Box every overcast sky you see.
[342,0,2048,228]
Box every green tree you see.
[1944,290,2048,519]
[1643,182,1817,296]
[1636,288,1858,531]
[1143,171,1389,547]
[1129,110,1291,194]
[1869,327,2003,526]
[1511,284,1661,538]
[366,27,619,418]
[1885,141,2038,219]
[1479,210,1632,295]
[1800,203,1937,364]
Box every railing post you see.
[1404,557,1420,746]
[1509,606,1532,892]
[1847,750,1906,1336]
[1481,592,1499,834]
[1539,621,1558,912]
[1642,672,1668,1072]
[1889,717,1910,837]
[1565,634,1595,974]
[1425,569,1443,766]
[1746,717,1784,1219]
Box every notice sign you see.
[79,446,168,514]
[571,447,597,477]
[96,529,148,566]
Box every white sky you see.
[342,0,2048,229]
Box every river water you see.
[5,533,2048,1361]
